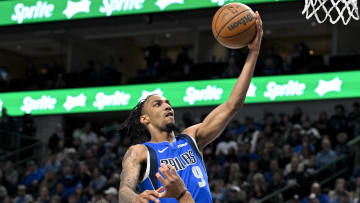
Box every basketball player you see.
[118,12,263,203]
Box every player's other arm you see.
[184,12,263,150]
[118,145,160,203]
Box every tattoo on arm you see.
[119,146,141,202]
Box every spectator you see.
[84,149,99,170]
[67,194,77,203]
[284,155,304,176]
[0,170,8,201]
[102,172,120,191]
[291,107,303,125]
[301,182,329,203]
[251,130,267,155]
[36,186,50,203]
[73,122,98,146]
[303,155,317,179]
[52,183,64,200]
[49,195,61,203]
[104,187,118,203]
[278,113,292,134]
[250,173,269,199]
[54,139,65,162]
[211,179,226,203]
[264,159,281,183]
[74,184,88,203]
[316,139,337,168]
[64,148,78,165]
[89,168,107,191]
[290,194,302,203]
[287,124,303,148]
[351,176,360,202]
[44,154,61,174]
[225,184,247,203]
[3,160,18,194]
[40,170,57,195]
[75,161,92,188]
[62,175,77,201]
[301,121,321,144]
[284,155,304,186]
[21,114,36,137]
[308,193,321,203]
[314,112,330,136]
[48,124,64,153]
[328,178,349,203]
[268,171,286,193]
[144,40,162,77]
[262,55,278,75]
[0,108,14,125]
[222,56,240,78]
[13,185,33,203]
[329,105,347,139]
[238,142,259,162]
[237,121,260,148]
[20,161,44,188]
[335,132,350,156]
[227,160,241,186]
[182,111,195,128]
[294,135,316,155]
[70,136,86,157]
[279,144,294,168]
[348,102,360,137]
[100,144,115,171]
[2,195,11,203]
[300,142,315,167]
[215,131,238,156]
[176,47,193,76]
[247,160,260,183]
[90,190,107,203]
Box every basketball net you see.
[302,0,359,25]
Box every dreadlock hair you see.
[120,95,153,143]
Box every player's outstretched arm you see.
[119,145,161,203]
[156,164,195,203]
[184,12,263,150]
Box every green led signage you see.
[0,71,359,116]
[0,0,292,26]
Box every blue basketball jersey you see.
[138,134,212,203]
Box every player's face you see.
[143,95,175,131]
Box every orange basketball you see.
[212,3,257,49]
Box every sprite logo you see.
[63,0,91,19]
[155,0,184,10]
[264,80,306,100]
[315,77,342,96]
[21,95,57,114]
[11,1,55,24]
[247,83,257,97]
[93,91,131,110]
[211,0,235,6]
[183,85,223,105]
[63,94,87,111]
[99,0,144,16]
[139,88,163,101]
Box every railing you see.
[0,129,42,165]
[259,137,359,203]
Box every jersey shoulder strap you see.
[176,134,205,167]
[143,144,159,189]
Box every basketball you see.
[212,3,257,49]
